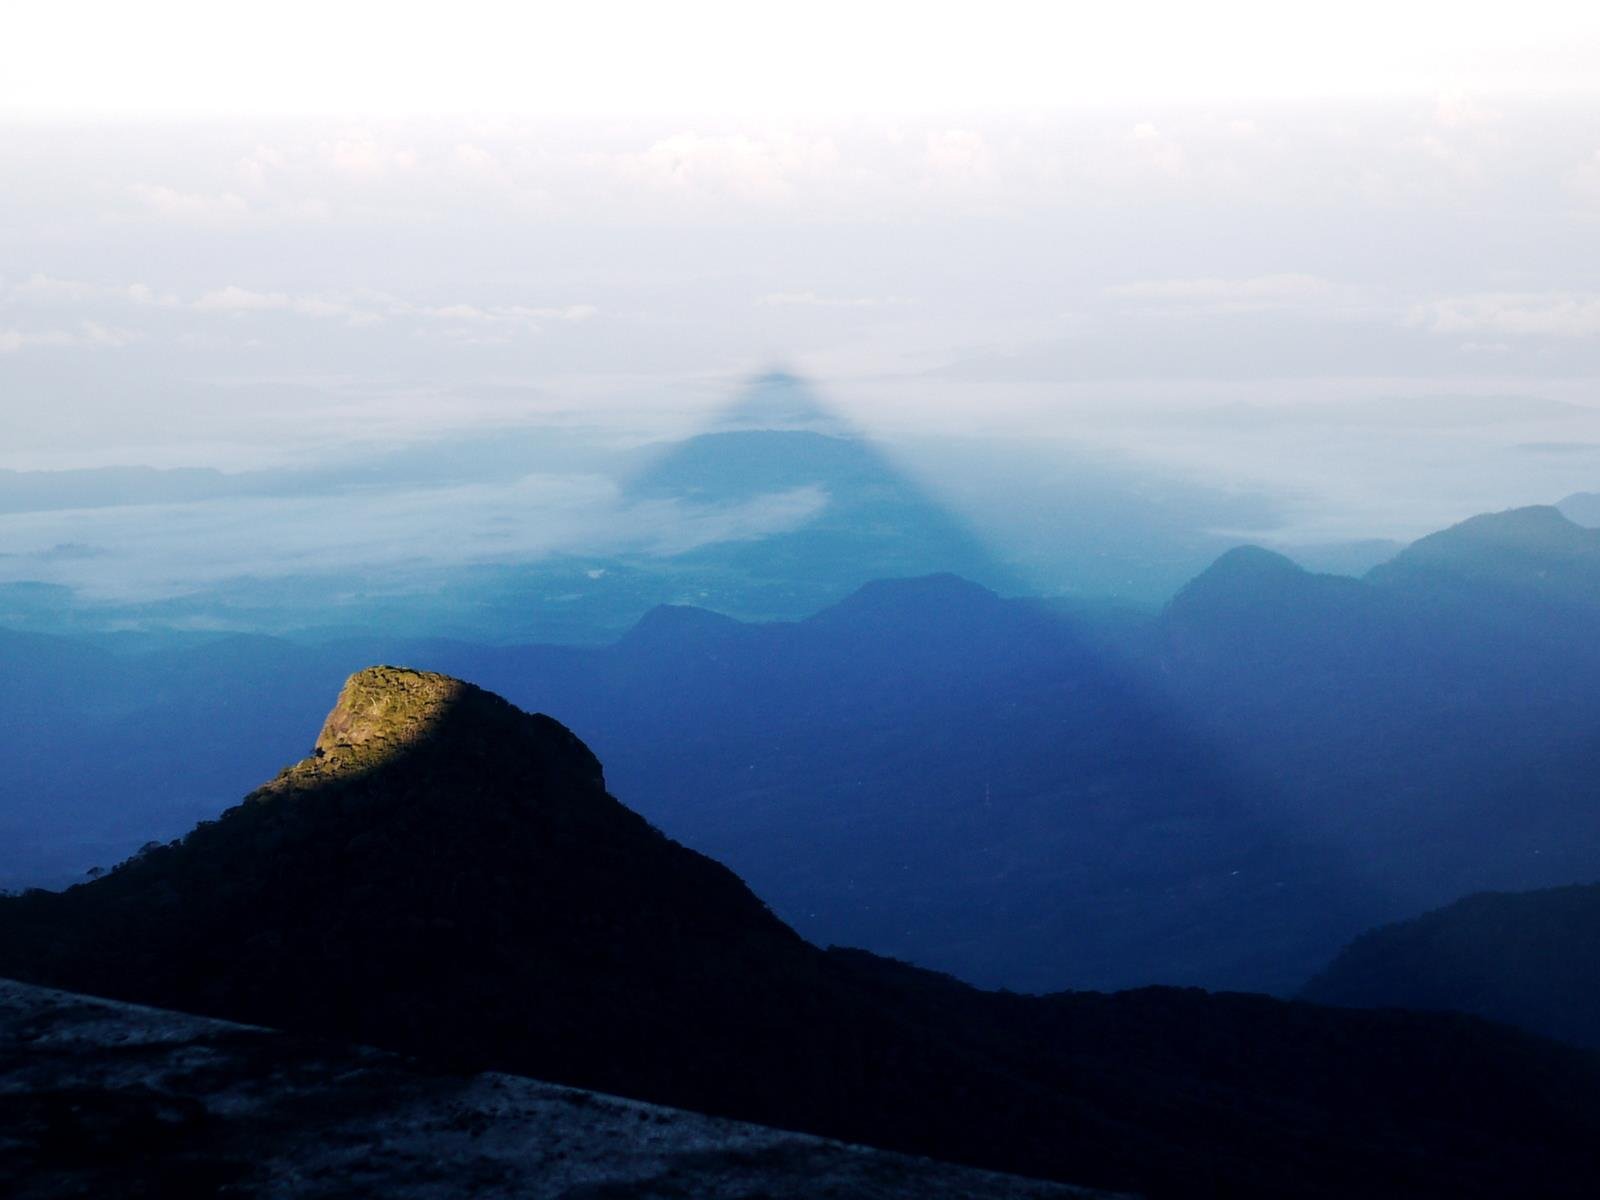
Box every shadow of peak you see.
[624,370,867,502]
[814,573,1003,622]
[618,604,748,651]
[712,368,854,435]
[621,368,1025,600]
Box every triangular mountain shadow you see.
[622,370,1025,610]
[704,368,856,434]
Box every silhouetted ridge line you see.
[811,572,1002,618]
[1303,881,1600,1048]
[616,605,749,652]
[1368,505,1600,605]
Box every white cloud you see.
[411,301,598,335]
[319,135,414,176]
[125,283,182,308]
[0,321,137,354]
[0,473,831,598]
[1568,148,1600,202]
[79,321,138,347]
[1115,274,1333,301]
[193,286,293,313]
[1127,122,1187,178]
[8,275,106,304]
[1410,292,1600,337]
[1110,274,1351,315]
[758,292,904,309]
[7,274,597,337]
[127,182,251,223]
[189,286,378,324]
[609,131,842,204]
[496,304,598,322]
[453,143,497,171]
[6,275,179,309]
[0,328,73,353]
[235,143,288,188]
[924,129,993,179]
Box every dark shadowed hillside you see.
[1303,882,1600,1048]
[5,669,1600,1199]
[0,978,1111,1200]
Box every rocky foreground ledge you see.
[0,978,1114,1199]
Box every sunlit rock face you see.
[313,667,468,763]
[247,665,604,802]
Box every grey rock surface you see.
[0,977,1119,1198]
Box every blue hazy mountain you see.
[1557,490,1600,527]
[1368,504,1600,612]
[9,503,1600,998]
[1302,882,1600,1049]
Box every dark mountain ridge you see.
[4,667,1600,1199]
[1303,881,1600,1049]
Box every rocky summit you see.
[253,665,604,796]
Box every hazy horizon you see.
[5,5,1600,619]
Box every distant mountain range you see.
[7,503,1600,1000]
[5,667,1600,1200]
[0,373,1358,641]
[1303,881,1600,1049]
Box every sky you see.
[3,3,1600,595]
[7,3,1600,115]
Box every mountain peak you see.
[618,604,746,651]
[1168,544,1306,610]
[251,665,598,803]
[1367,505,1600,599]
[313,666,470,768]
[1387,505,1588,560]
[1443,504,1579,539]
[1201,544,1304,579]
[815,573,1002,622]
[713,369,850,434]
